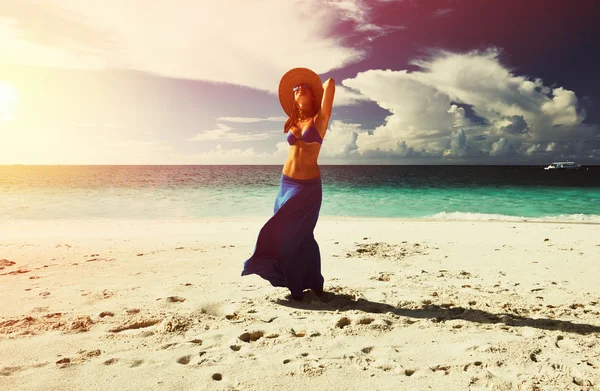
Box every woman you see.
[241,67,336,300]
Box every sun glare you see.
[0,82,19,122]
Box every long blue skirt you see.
[241,174,324,299]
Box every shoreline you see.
[2,214,600,229]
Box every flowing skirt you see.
[241,174,324,299]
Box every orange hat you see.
[278,67,324,117]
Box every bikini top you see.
[287,118,323,145]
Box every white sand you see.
[1,218,600,391]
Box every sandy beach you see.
[1,218,599,391]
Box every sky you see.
[1,0,599,165]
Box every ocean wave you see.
[426,212,600,224]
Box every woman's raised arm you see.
[319,78,336,119]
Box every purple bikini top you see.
[287,119,323,145]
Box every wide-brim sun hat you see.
[278,67,324,117]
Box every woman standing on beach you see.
[241,67,336,301]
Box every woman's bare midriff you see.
[282,142,321,180]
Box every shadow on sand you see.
[275,290,600,335]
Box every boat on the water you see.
[543,161,581,170]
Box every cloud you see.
[169,143,287,165]
[338,48,598,161]
[446,129,468,157]
[319,120,361,158]
[498,115,529,135]
[327,0,404,35]
[0,19,108,69]
[327,0,373,30]
[334,85,373,106]
[525,143,542,156]
[0,1,121,58]
[0,0,394,103]
[489,138,512,156]
[447,104,472,129]
[190,123,272,142]
[540,87,580,126]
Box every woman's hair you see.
[284,99,319,133]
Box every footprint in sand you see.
[225,312,240,321]
[55,358,71,368]
[550,362,566,372]
[0,259,16,270]
[555,335,578,351]
[299,362,327,376]
[0,366,24,376]
[582,359,598,369]
[130,359,144,368]
[468,372,513,390]
[238,331,264,343]
[66,316,94,333]
[160,339,202,350]
[371,272,393,282]
[158,315,192,333]
[177,355,192,365]
[430,365,451,375]
[358,317,374,325]
[529,349,542,362]
[336,317,351,329]
[108,319,161,333]
[573,377,594,387]
[78,349,102,359]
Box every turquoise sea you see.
[1,165,599,223]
